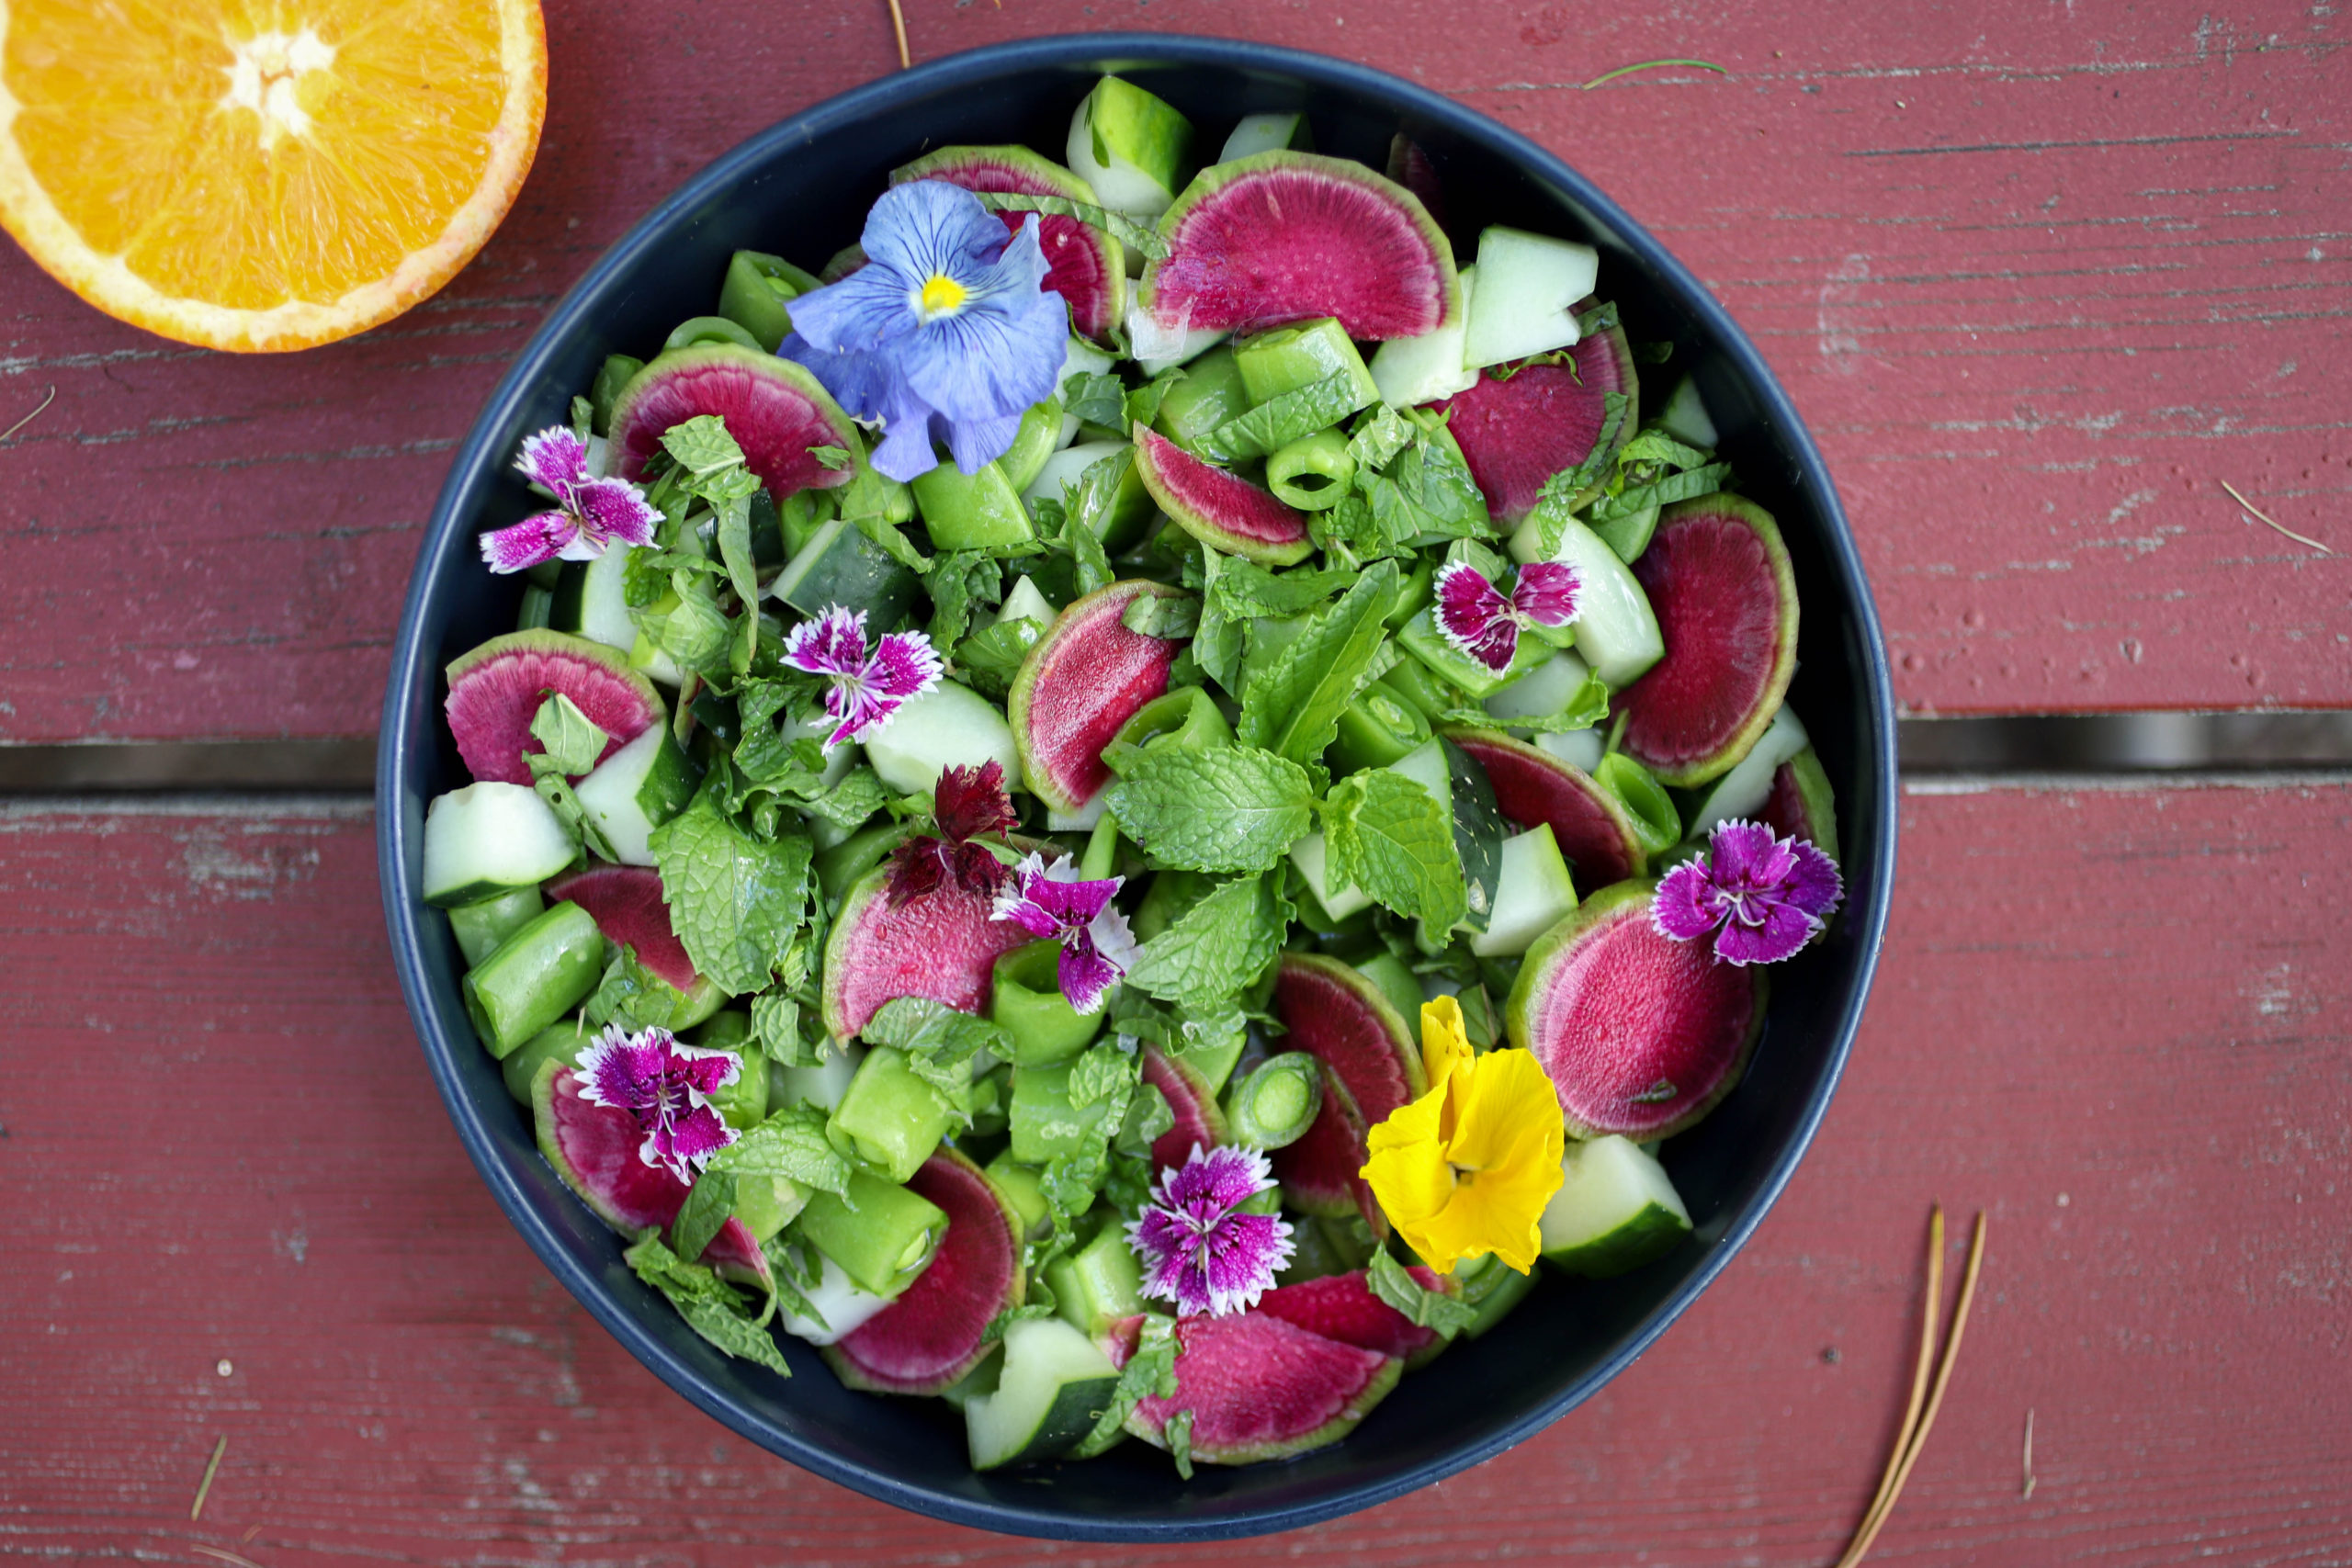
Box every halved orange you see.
[0,0,546,352]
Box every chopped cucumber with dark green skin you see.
[1483,648,1594,726]
[966,1316,1122,1470]
[447,883,544,967]
[1538,1135,1692,1278]
[423,783,576,908]
[771,515,918,626]
[573,724,700,866]
[795,1168,947,1297]
[1066,74,1193,218]
[463,902,606,1057]
[826,1044,959,1182]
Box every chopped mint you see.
[1589,460,1733,522]
[1322,766,1465,929]
[751,990,821,1067]
[713,1103,852,1196]
[1189,549,1245,694]
[1163,1407,1196,1479]
[950,616,1044,699]
[1125,375,1174,432]
[1122,874,1287,1012]
[1366,1248,1481,1339]
[808,443,853,471]
[672,1167,737,1263]
[1059,370,1128,433]
[624,1231,792,1375]
[1116,1080,1176,1155]
[1194,373,1366,464]
[1238,560,1403,773]
[1069,1040,1140,1110]
[1083,1313,1180,1456]
[1102,745,1317,874]
[1209,558,1356,621]
[922,550,1003,646]
[1122,592,1199,639]
[862,996,1011,1097]
[855,512,933,571]
[648,788,813,996]
[1346,403,1416,471]
[528,692,609,777]
[660,413,748,479]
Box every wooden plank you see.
[0,0,2345,745]
[0,782,2344,1561]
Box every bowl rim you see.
[378,29,1896,1541]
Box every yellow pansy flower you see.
[1360,996,1565,1275]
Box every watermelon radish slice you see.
[820,854,1039,1040]
[1255,1266,1453,1369]
[533,1065,768,1283]
[1141,152,1458,342]
[824,1150,1023,1395]
[445,629,664,786]
[1618,494,1801,787]
[544,864,697,993]
[1444,728,1647,893]
[1269,954,1426,1235]
[1113,1310,1402,1464]
[1141,1043,1227,1173]
[1133,428,1313,567]
[1432,322,1637,522]
[892,146,1125,343]
[606,343,858,504]
[1760,745,1841,863]
[1008,579,1187,814]
[1506,881,1767,1141]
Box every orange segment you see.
[0,0,545,351]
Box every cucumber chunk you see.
[1463,226,1599,370]
[995,575,1057,628]
[777,1246,899,1346]
[967,1316,1122,1470]
[1538,1134,1693,1278]
[1682,704,1810,840]
[1470,823,1577,958]
[1534,727,1605,773]
[1507,512,1663,687]
[1371,265,1479,408]
[769,1042,864,1114]
[1045,1223,1145,1336]
[423,783,576,908]
[866,679,1023,796]
[1483,646,1594,725]
[573,724,699,866]
[1288,830,1373,921]
[771,515,918,626]
[1067,74,1193,219]
[1217,110,1312,162]
[1657,373,1719,449]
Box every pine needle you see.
[1833,1207,1988,1568]
[2220,479,2331,554]
[189,1436,228,1521]
[2021,1408,2037,1500]
[1581,59,1731,90]
[885,0,910,69]
[0,384,54,443]
[192,1549,266,1568]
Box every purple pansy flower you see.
[780,180,1069,484]
[1653,818,1844,965]
[573,1023,742,1182]
[777,604,944,750]
[1125,1144,1295,1318]
[1432,559,1583,673]
[989,852,1137,1015]
[480,426,660,574]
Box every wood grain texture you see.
[1,784,2345,1562]
[0,0,2345,744]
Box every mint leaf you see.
[1589,460,1733,522]
[1080,1314,1179,1457]
[1117,1080,1175,1155]
[1103,746,1316,874]
[923,550,1003,646]
[1361,419,1489,542]
[1347,404,1416,472]
[638,567,734,680]
[529,693,609,777]
[1123,874,1286,1011]
[1069,1041,1141,1110]
[673,1168,736,1263]
[648,791,813,995]
[951,616,1045,700]
[1123,592,1199,639]
[1125,376,1174,432]
[1614,426,1713,472]
[1323,767,1464,928]
[973,189,1170,261]
[856,512,933,571]
[714,1103,852,1196]
[1207,558,1356,620]
[1060,448,1133,590]
[1193,373,1369,464]
[862,997,1011,1097]
[1238,559,1403,771]
[808,444,852,471]
[1060,370,1129,433]
[661,414,746,478]
[751,990,820,1067]
[1190,549,1245,694]
[1164,1406,1196,1477]
[1366,1248,1481,1339]
[624,1232,791,1375]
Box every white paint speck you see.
[218,1359,233,1377]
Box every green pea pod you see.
[1327,681,1431,775]
[1594,751,1681,860]
[1265,428,1356,512]
[1223,1051,1323,1148]
[909,459,1035,550]
[463,902,605,1058]
[663,314,766,354]
[1235,318,1377,406]
[795,1168,947,1296]
[1100,685,1232,777]
[717,250,816,352]
[989,940,1104,1067]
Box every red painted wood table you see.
[2,3,2345,1564]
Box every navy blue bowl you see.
[379,32,1895,1542]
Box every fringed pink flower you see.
[777,604,943,749]
[573,1023,741,1182]
[989,852,1136,1015]
[481,426,661,573]
[1433,559,1583,673]
[1125,1145,1295,1318]
[1654,818,1843,965]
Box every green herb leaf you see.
[1060,371,1129,433]
[1237,559,1403,771]
[923,550,1004,646]
[661,414,749,479]
[1207,558,1357,620]
[648,790,814,996]
[751,991,820,1067]
[856,512,933,571]
[713,1103,853,1196]
[1366,1247,1482,1338]
[808,444,853,471]
[1190,549,1245,694]
[973,189,1170,261]
[624,1232,792,1374]
[1103,746,1317,874]
[1322,767,1465,928]
[862,997,1012,1097]
[1193,373,1368,464]
[673,1168,736,1264]
[1116,1080,1175,1156]
[1164,1407,1196,1479]
[1346,404,1416,472]
[1125,375,1174,432]
[1359,418,1489,542]
[1589,461,1733,521]
[529,693,610,777]
[1122,874,1287,1012]
[951,616,1045,700]
[1069,1041,1141,1111]
[1123,592,1200,639]
[1082,1313,1180,1456]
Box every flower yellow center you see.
[918,273,967,317]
